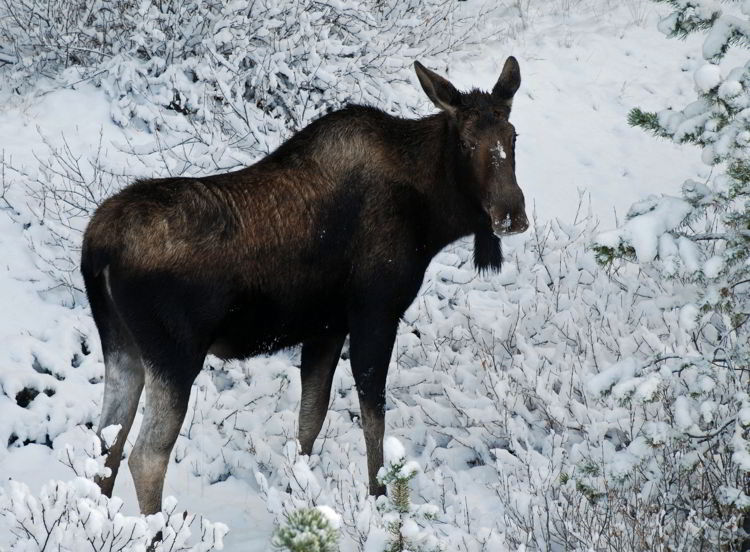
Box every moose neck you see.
[405,112,487,252]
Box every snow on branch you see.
[0,427,229,551]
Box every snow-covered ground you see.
[0,3,717,550]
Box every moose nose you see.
[491,210,529,236]
[513,213,529,234]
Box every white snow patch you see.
[694,63,721,92]
[383,436,406,465]
[674,396,696,431]
[703,255,724,277]
[679,303,700,330]
[588,358,638,396]
[316,505,342,530]
[718,79,743,99]
[678,237,701,273]
[100,424,122,449]
[491,140,507,165]
[596,196,692,262]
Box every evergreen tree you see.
[376,437,440,552]
[272,507,339,552]
[595,1,749,548]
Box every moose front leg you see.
[298,334,346,456]
[348,310,399,496]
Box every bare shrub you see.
[1,131,130,300]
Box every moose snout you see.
[491,211,529,236]
[489,186,529,236]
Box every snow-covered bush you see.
[0,426,229,551]
[272,506,339,552]
[0,132,131,301]
[593,0,750,549]
[1,480,229,552]
[0,0,131,89]
[0,0,500,139]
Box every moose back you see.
[81,57,528,514]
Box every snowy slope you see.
[0,3,713,551]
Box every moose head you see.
[414,57,529,237]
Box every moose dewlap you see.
[81,57,528,514]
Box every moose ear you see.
[492,56,521,108]
[414,61,461,115]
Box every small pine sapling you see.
[272,506,340,552]
[376,437,440,552]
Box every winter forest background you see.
[0,0,748,550]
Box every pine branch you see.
[703,15,750,62]
[727,160,750,185]
[655,1,722,40]
[627,108,670,138]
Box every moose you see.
[81,57,528,514]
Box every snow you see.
[588,358,639,397]
[704,15,750,61]
[100,424,122,449]
[718,78,743,99]
[679,303,700,330]
[491,141,507,165]
[400,518,420,539]
[0,2,744,551]
[703,255,724,277]
[694,63,721,92]
[678,236,701,272]
[674,396,697,432]
[596,196,693,262]
[459,25,706,227]
[383,436,406,466]
[317,505,342,530]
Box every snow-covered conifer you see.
[595,1,750,548]
[375,437,440,552]
[272,506,340,552]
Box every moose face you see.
[414,57,529,236]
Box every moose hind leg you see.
[128,369,194,515]
[96,348,144,497]
[298,334,346,456]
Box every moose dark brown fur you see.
[81,57,528,514]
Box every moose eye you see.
[460,139,477,152]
